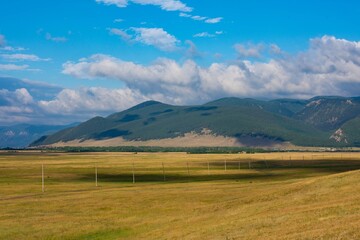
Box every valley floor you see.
[0,152,360,239]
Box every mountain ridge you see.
[30,96,360,148]
[0,123,79,148]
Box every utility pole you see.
[162,162,166,182]
[42,164,44,193]
[132,162,135,184]
[95,165,98,187]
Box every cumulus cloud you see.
[0,88,33,105]
[14,88,33,104]
[3,35,360,125]
[38,87,148,115]
[132,27,179,51]
[0,78,66,124]
[235,42,285,58]
[0,82,148,124]
[62,36,360,104]
[234,43,264,58]
[1,54,50,62]
[96,0,192,12]
[109,27,179,51]
[0,88,35,124]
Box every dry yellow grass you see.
[0,152,360,239]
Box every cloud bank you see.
[63,36,360,103]
[2,36,360,124]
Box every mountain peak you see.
[205,97,259,106]
[128,100,167,111]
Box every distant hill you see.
[31,96,360,148]
[0,123,78,148]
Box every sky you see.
[1,0,360,125]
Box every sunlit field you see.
[1,151,360,239]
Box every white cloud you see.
[62,36,360,104]
[1,54,50,62]
[0,88,33,105]
[109,28,132,41]
[190,15,207,21]
[193,32,215,38]
[96,0,192,12]
[15,88,34,104]
[96,0,128,7]
[38,87,148,114]
[0,88,36,124]
[0,46,26,51]
[109,27,179,51]
[179,13,191,18]
[5,35,360,124]
[46,33,67,42]
[234,43,264,58]
[193,31,223,38]
[133,28,179,51]
[0,88,34,125]
[114,18,124,23]
[0,64,29,71]
[179,13,222,24]
[205,17,223,24]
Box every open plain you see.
[1,151,360,239]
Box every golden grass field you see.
[1,151,360,239]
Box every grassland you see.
[1,151,360,239]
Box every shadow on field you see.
[77,160,360,184]
[79,172,284,183]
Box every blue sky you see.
[1,0,360,125]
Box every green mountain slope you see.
[32,98,336,147]
[341,117,360,147]
[295,97,360,131]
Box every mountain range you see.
[0,123,78,148]
[30,96,360,148]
